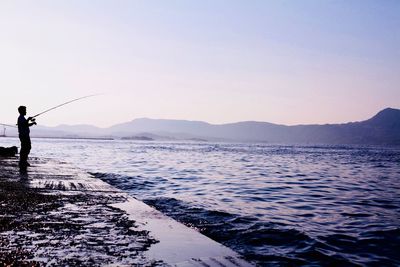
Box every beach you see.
[0,155,252,266]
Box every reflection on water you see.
[1,137,400,265]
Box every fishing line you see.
[32,94,101,118]
[0,123,17,128]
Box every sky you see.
[0,0,399,127]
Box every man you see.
[17,106,36,168]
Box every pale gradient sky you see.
[0,0,399,127]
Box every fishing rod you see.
[32,94,100,119]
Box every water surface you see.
[1,137,399,266]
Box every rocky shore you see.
[0,157,160,266]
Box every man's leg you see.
[19,137,31,167]
[19,143,27,166]
[26,138,31,165]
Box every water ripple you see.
[1,138,398,266]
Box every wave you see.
[145,197,400,266]
[144,197,379,266]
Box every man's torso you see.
[17,115,30,137]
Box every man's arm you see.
[27,117,37,127]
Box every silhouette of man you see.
[17,106,36,168]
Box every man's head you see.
[18,106,27,115]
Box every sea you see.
[1,137,400,266]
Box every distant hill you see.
[3,108,399,145]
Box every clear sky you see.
[0,0,399,127]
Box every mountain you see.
[3,108,399,145]
[103,108,400,144]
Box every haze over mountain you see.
[3,108,400,145]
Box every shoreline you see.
[0,157,158,266]
[0,156,252,266]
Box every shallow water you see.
[2,137,400,266]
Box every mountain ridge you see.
[3,108,399,145]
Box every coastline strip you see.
[1,157,253,266]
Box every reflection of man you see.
[17,106,36,168]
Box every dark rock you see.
[0,146,18,157]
